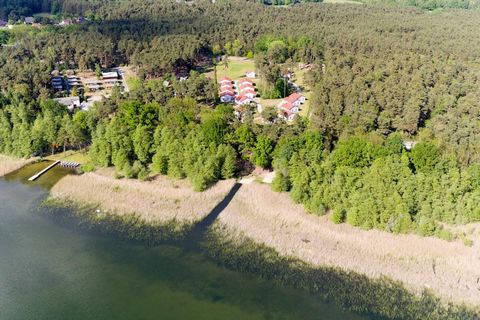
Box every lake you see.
[0,166,373,320]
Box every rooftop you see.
[284,92,303,104]
[102,71,118,79]
[238,78,253,84]
[54,96,80,107]
[279,101,294,111]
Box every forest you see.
[1,0,478,19]
[2,0,480,238]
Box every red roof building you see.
[239,82,255,89]
[220,77,233,84]
[220,84,234,91]
[284,93,302,104]
[220,90,235,96]
[240,86,255,93]
[235,95,253,105]
[279,101,294,111]
[237,78,253,85]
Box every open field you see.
[216,182,480,306]
[205,56,255,80]
[45,150,90,164]
[50,169,236,224]
[0,155,35,177]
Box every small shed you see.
[102,71,118,80]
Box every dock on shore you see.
[28,160,60,181]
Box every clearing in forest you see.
[205,56,255,80]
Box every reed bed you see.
[50,169,236,224]
[217,182,480,306]
[0,155,33,177]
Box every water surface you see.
[0,166,373,320]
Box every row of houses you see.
[219,74,257,105]
[0,16,86,28]
[51,71,122,92]
[277,92,305,121]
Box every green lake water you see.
[0,164,374,320]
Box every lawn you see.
[205,56,255,80]
[46,150,90,164]
[291,67,313,118]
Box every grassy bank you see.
[45,150,90,164]
[0,155,35,177]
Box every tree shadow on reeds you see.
[183,182,242,251]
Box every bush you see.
[138,167,149,181]
[409,142,441,172]
[346,207,361,226]
[435,228,454,242]
[80,162,95,173]
[271,172,290,192]
[331,207,346,224]
[416,216,437,236]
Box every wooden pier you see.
[28,160,60,181]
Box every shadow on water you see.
[183,182,242,251]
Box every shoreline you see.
[214,182,480,306]
[203,226,479,320]
[50,168,236,225]
[46,170,480,318]
[0,155,36,177]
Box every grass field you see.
[205,56,255,80]
[46,150,90,164]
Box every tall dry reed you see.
[50,169,236,224]
[217,182,480,306]
[0,155,33,177]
